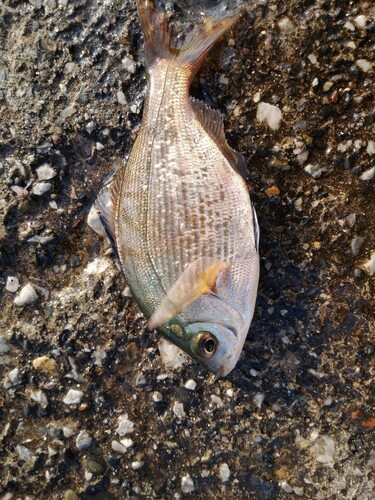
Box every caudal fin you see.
[137,0,242,72]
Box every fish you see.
[95,0,260,376]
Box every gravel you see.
[0,0,374,498]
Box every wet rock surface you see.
[0,0,374,498]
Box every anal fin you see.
[190,97,248,180]
[148,257,228,330]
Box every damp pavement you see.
[0,0,374,498]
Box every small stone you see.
[256,102,282,131]
[308,54,317,64]
[366,140,375,155]
[122,56,136,74]
[14,283,38,306]
[181,474,195,494]
[84,257,111,275]
[29,388,48,405]
[32,182,52,195]
[158,337,189,369]
[123,286,132,297]
[310,434,335,464]
[63,426,74,438]
[304,163,329,178]
[354,15,367,28]
[323,81,333,92]
[219,463,230,482]
[152,391,163,402]
[76,430,92,450]
[253,393,265,409]
[63,389,84,405]
[16,444,33,462]
[281,481,293,493]
[112,440,127,454]
[173,401,186,419]
[344,21,355,31]
[3,368,20,388]
[184,379,197,391]
[36,164,56,180]
[49,201,58,210]
[218,74,229,85]
[312,77,319,87]
[96,142,104,151]
[360,166,375,181]
[356,59,372,73]
[277,17,294,32]
[265,186,280,196]
[116,414,135,436]
[211,395,224,408]
[117,91,127,105]
[64,490,79,500]
[351,236,365,256]
[5,276,20,292]
[131,461,144,470]
[362,251,375,276]
[0,336,10,354]
[60,106,77,119]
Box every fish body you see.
[96,0,259,376]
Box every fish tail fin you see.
[137,0,242,72]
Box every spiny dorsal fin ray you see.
[148,257,228,330]
[94,168,122,260]
[190,97,248,180]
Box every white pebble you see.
[354,15,367,28]
[253,393,265,409]
[32,182,52,196]
[29,388,48,405]
[123,286,132,297]
[362,251,375,276]
[256,102,282,131]
[6,276,20,292]
[356,59,372,73]
[173,401,186,419]
[218,74,229,85]
[351,236,365,256]
[210,395,224,408]
[344,21,355,31]
[360,166,375,181]
[311,435,335,464]
[96,142,104,151]
[184,379,197,391]
[116,414,135,436]
[219,463,230,482]
[63,389,83,405]
[281,481,293,493]
[86,121,95,134]
[152,391,163,402]
[84,257,111,275]
[3,368,20,389]
[181,474,195,493]
[49,201,58,210]
[308,54,317,64]
[111,440,128,454]
[122,56,136,74]
[117,91,127,105]
[16,444,33,462]
[87,206,106,236]
[0,336,10,354]
[367,140,375,155]
[36,164,56,180]
[304,163,329,178]
[60,106,77,119]
[14,283,38,306]
[76,430,92,450]
[278,17,294,32]
[312,77,319,87]
[158,337,189,370]
[63,426,74,438]
[120,437,133,449]
[131,461,144,470]
[253,91,261,103]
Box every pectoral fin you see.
[148,257,227,330]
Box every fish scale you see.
[95,0,260,375]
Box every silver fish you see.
[96,0,259,376]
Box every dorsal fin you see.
[190,97,248,180]
[94,169,122,260]
[148,257,228,330]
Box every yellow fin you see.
[148,257,227,330]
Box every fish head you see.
[183,322,241,376]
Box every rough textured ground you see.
[0,0,374,498]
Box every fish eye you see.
[192,331,218,359]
